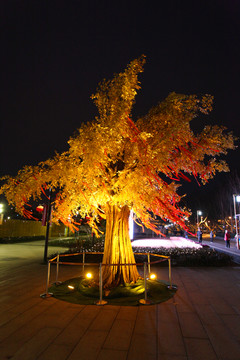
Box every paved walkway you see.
[0,240,67,268]
[1,242,240,359]
[194,235,240,263]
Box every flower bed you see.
[50,240,234,267]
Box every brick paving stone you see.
[77,305,102,319]
[157,301,186,357]
[178,312,208,338]
[67,329,109,360]
[134,306,157,334]
[53,311,96,346]
[116,306,138,321]
[158,319,186,357]
[172,285,195,311]
[0,310,20,327]
[28,305,82,330]
[180,281,200,293]
[233,304,240,315]
[2,249,240,360]
[184,338,218,360]
[36,343,73,360]
[127,333,157,360]
[195,304,240,360]
[157,303,177,322]
[0,302,81,359]
[205,326,240,360]
[0,325,42,359]
[9,327,61,360]
[127,305,158,359]
[194,304,221,326]
[211,299,237,315]
[220,314,240,340]
[97,349,127,360]
[157,355,187,360]
[89,307,119,331]
[7,297,44,314]
[103,319,135,350]
[0,301,56,342]
[187,290,210,305]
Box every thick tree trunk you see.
[102,204,140,288]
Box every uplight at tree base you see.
[131,237,202,249]
[149,273,157,280]
[86,273,93,279]
[68,285,75,290]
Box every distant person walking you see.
[224,230,231,248]
[197,228,202,244]
[210,230,214,243]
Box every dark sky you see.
[1,0,240,215]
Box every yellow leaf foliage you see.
[0,56,236,233]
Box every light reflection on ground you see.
[131,237,202,249]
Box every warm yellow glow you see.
[86,272,92,279]
[0,56,235,289]
[68,285,74,289]
[149,273,157,280]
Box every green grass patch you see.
[48,277,177,306]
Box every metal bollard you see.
[168,258,172,289]
[40,261,53,298]
[54,254,62,285]
[56,254,59,283]
[139,262,151,305]
[96,263,107,305]
[147,252,151,275]
[83,251,85,274]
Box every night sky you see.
[1,0,240,216]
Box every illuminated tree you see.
[0,55,235,288]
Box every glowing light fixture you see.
[149,273,157,280]
[197,210,202,228]
[132,237,202,249]
[86,272,92,279]
[68,285,74,290]
[36,205,44,212]
[0,204,3,214]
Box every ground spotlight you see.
[149,273,157,280]
[86,272,92,279]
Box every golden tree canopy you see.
[0,55,236,234]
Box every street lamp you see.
[233,194,240,250]
[197,210,202,229]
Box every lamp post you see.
[43,188,52,263]
[233,194,240,250]
[197,210,202,229]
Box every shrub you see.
[50,240,234,266]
